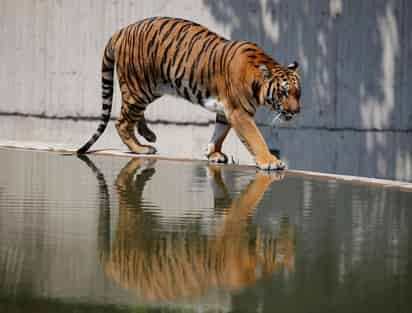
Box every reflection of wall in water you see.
[249,176,412,312]
[0,150,411,310]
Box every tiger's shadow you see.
[79,156,295,301]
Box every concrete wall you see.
[0,0,411,180]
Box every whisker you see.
[270,112,282,127]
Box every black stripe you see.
[243,47,257,52]
[229,42,249,59]
[97,124,106,133]
[189,36,215,89]
[188,62,196,90]
[196,91,203,105]
[131,101,147,111]
[251,80,261,104]
[243,106,255,117]
[102,84,113,91]
[143,18,157,42]
[206,40,221,83]
[191,82,198,96]
[184,29,208,62]
[151,40,159,60]
[102,77,113,85]
[160,19,181,43]
[103,58,114,69]
[102,67,114,74]
[127,94,147,107]
[174,49,187,80]
[105,46,115,62]
[220,41,237,72]
[199,37,219,68]
[266,81,274,98]
[142,55,155,97]
[183,87,191,102]
[102,92,112,99]
[147,29,159,55]
[200,66,205,85]
[170,24,191,64]
[119,29,128,74]
[166,62,173,85]
[175,68,185,89]
[124,65,139,99]
[133,28,155,103]
[272,84,277,102]
[158,18,172,34]
[140,85,153,104]
[160,39,176,83]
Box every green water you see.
[0,148,411,313]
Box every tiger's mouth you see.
[269,102,297,125]
[282,112,294,121]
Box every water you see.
[0,148,411,313]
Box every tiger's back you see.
[113,17,260,109]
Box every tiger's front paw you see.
[255,155,286,171]
[207,151,228,164]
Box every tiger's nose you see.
[286,106,300,115]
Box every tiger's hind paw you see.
[142,131,157,143]
[130,145,157,155]
[144,145,157,155]
[137,121,157,143]
[207,151,228,164]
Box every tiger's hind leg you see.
[137,116,157,143]
[115,100,157,154]
[207,114,231,164]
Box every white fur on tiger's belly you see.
[203,97,225,114]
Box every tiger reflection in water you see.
[80,156,295,301]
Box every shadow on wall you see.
[201,0,412,181]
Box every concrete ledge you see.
[1,141,411,191]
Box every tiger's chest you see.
[155,83,225,114]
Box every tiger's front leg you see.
[228,108,286,170]
[207,114,231,164]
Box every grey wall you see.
[0,0,411,180]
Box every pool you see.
[0,148,411,312]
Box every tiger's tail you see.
[77,38,115,154]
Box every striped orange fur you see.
[77,17,301,170]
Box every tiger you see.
[77,17,301,170]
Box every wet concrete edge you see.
[0,141,411,192]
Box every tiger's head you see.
[259,62,301,122]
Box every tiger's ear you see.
[287,61,299,71]
[259,64,271,80]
